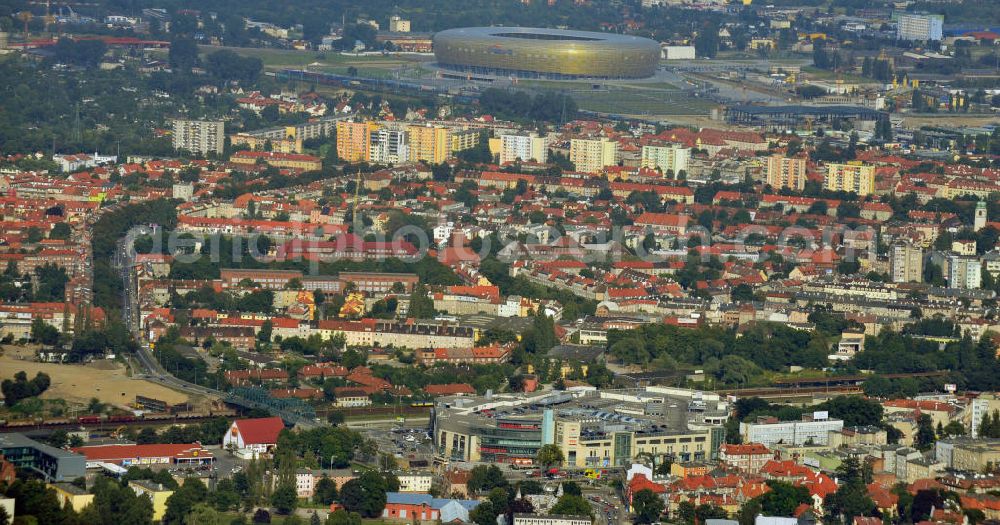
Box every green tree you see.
[259,320,274,342]
[633,489,665,524]
[327,510,362,525]
[468,464,508,494]
[314,476,339,505]
[407,283,436,319]
[168,36,199,72]
[549,494,592,518]
[49,222,71,240]
[340,471,391,518]
[271,483,298,515]
[915,414,936,451]
[755,481,811,516]
[824,457,876,524]
[536,444,564,469]
[163,478,208,525]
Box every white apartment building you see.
[370,128,409,165]
[397,472,434,493]
[897,14,943,42]
[740,416,844,446]
[947,255,982,289]
[640,143,690,176]
[500,134,548,165]
[172,119,225,156]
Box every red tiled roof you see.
[720,443,772,455]
[424,383,476,395]
[232,417,285,445]
[72,443,211,462]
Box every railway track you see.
[0,412,235,433]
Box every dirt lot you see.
[0,346,191,409]
[900,114,1000,129]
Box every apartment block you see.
[890,244,923,283]
[406,124,452,164]
[640,143,690,176]
[172,119,225,156]
[336,121,379,162]
[740,415,844,446]
[570,138,618,174]
[370,128,410,165]
[948,255,982,289]
[824,162,876,195]
[897,14,943,42]
[500,134,548,165]
[766,155,807,190]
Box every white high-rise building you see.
[369,128,409,165]
[640,143,690,176]
[897,14,943,42]
[947,255,982,289]
[499,134,548,165]
[172,119,225,156]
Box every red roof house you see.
[221,417,285,456]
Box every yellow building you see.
[230,128,304,154]
[450,128,481,154]
[824,161,876,195]
[766,155,808,190]
[670,461,710,479]
[129,480,174,522]
[230,151,322,171]
[336,121,380,162]
[569,138,617,174]
[749,38,777,50]
[406,124,452,164]
[488,137,503,158]
[49,482,95,512]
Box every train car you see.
[142,412,174,421]
[410,402,434,408]
[108,415,137,423]
[77,415,103,424]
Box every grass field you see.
[197,45,421,72]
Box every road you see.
[114,232,225,401]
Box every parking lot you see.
[365,426,437,466]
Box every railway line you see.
[0,410,236,433]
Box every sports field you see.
[196,45,423,72]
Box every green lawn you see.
[197,45,416,71]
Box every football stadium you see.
[432,27,661,79]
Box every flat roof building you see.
[433,387,727,468]
[0,433,85,482]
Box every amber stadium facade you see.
[433,27,661,79]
